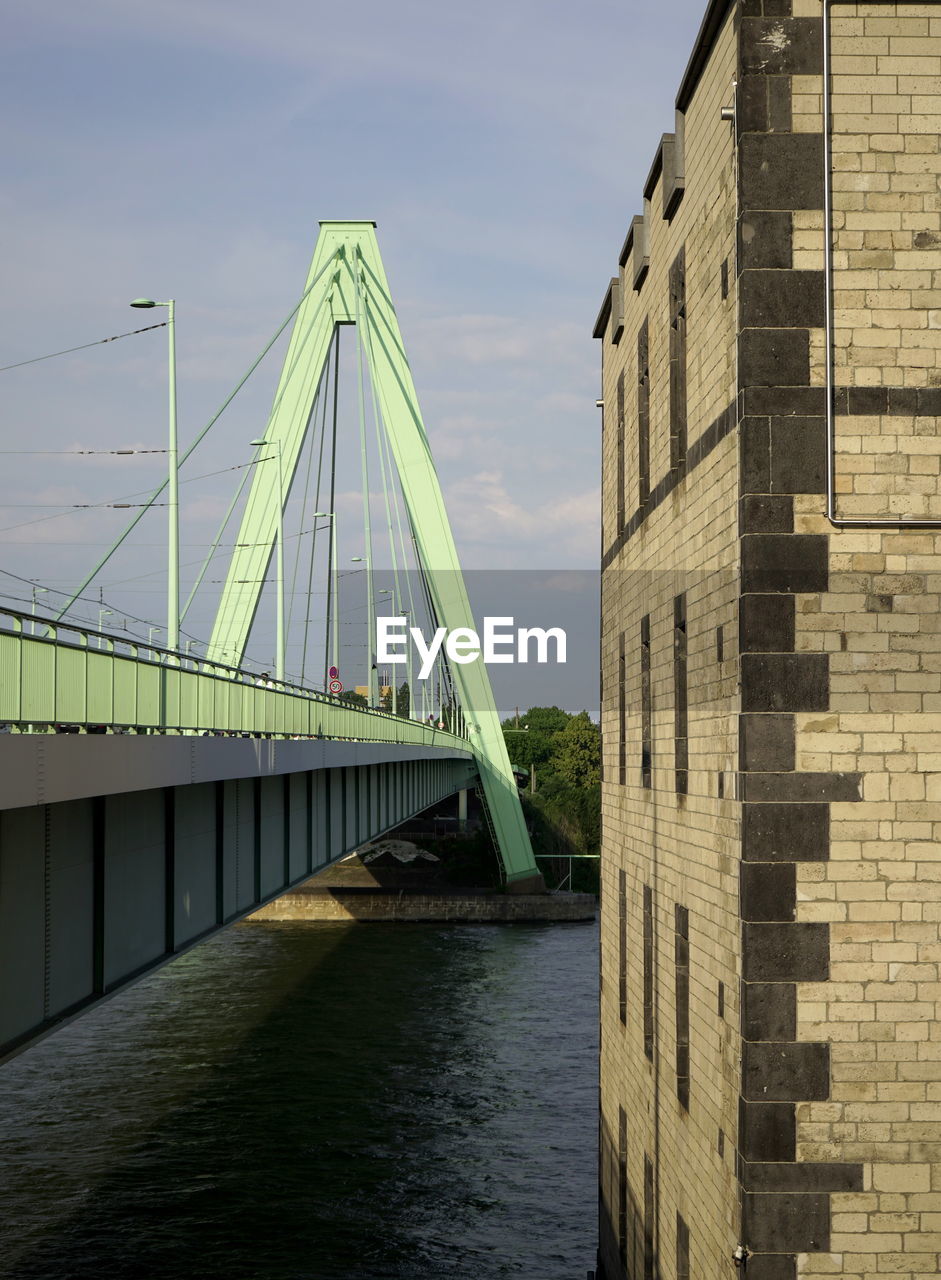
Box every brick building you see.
[595,3,941,1278]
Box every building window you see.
[677,1212,690,1280]
[641,615,652,789]
[675,903,690,1111]
[618,632,627,785]
[618,1105,628,1266]
[619,868,627,1025]
[638,317,650,506]
[674,594,688,795]
[669,246,687,472]
[643,884,654,1061]
[616,370,626,530]
[644,1154,655,1280]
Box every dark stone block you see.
[743,982,797,1041]
[740,75,770,133]
[740,135,825,210]
[847,386,887,415]
[744,1162,863,1193]
[918,387,941,415]
[769,76,792,132]
[743,386,827,416]
[832,386,848,414]
[744,922,829,982]
[744,1257,796,1280]
[740,329,810,387]
[743,1041,830,1101]
[741,269,826,328]
[741,771,861,803]
[741,495,794,534]
[866,594,893,613]
[739,595,795,653]
[739,1098,796,1162]
[741,533,829,594]
[741,653,829,713]
[739,211,792,270]
[741,416,771,493]
[743,1192,830,1252]
[887,387,919,416]
[741,863,796,922]
[740,714,796,770]
[770,416,827,493]
[764,0,793,13]
[743,802,829,861]
[741,19,823,76]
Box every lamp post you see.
[250,438,284,683]
[98,607,112,648]
[351,556,376,706]
[313,512,339,689]
[130,298,178,651]
[148,625,163,654]
[31,585,47,635]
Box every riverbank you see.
[248,883,597,923]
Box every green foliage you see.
[499,705,601,893]
[500,705,571,773]
[379,681,411,717]
[553,711,601,789]
[338,689,368,708]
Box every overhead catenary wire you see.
[0,322,167,374]
[52,251,341,623]
[179,285,334,634]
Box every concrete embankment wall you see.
[248,890,597,924]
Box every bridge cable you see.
[289,336,330,682]
[53,253,340,625]
[322,331,341,689]
[301,328,338,687]
[360,282,418,718]
[359,271,406,712]
[177,288,333,630]
[353,253,377,705]
[285,349,325,644]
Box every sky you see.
[0,0,712,692]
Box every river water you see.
[0,918,598,1279]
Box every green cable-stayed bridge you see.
[0,222,544,1062]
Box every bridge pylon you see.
[207,222,544,891]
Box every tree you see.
[500,705,572,775]
[338,689,368,709]
[553,711,600,789]
[380,681,411,717]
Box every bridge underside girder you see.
[0,745,475,1062]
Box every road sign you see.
[329,678,343,694]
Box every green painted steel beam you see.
[0,616,471,747]
[206,223,541,887]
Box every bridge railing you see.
[0,610,467,748]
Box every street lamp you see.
[351,556,377,706]
[98,607,112,648]
[130,298,178,652]
[249,438,284,682]
[312,512,339,690]
[31,585,48,635]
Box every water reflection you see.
[0,919,597,1280]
